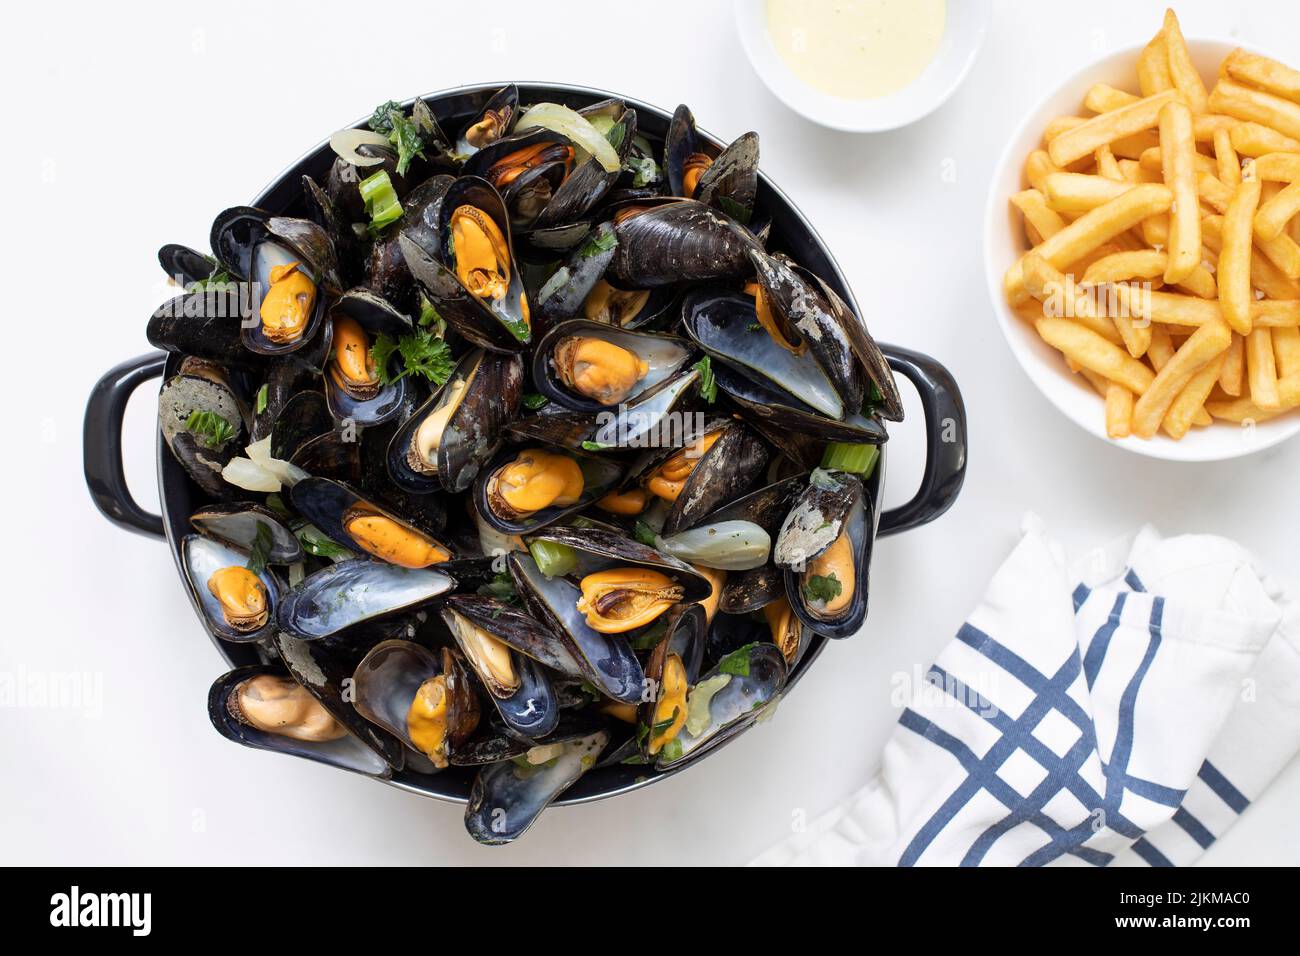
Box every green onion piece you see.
[820,442,880,477]
[359,170,403,231]
[528,540,577,579]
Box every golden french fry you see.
[1085,84,1139,113]
[1176,265,1217,299]
[1148,325,1175,370]
[1249,152,1300,182]
[1247,326,1282,408]
[1042,172,1134,213]
[1106,381,1135,438]
[1004,184,1174,304]
[1229,121,1300,157]
[1162,10,1209,114]
[1196,171,1232,213]
[1218,332,1246,395]
[1011,189,1067,242]
[1025,150,1059,193]
[1113,286,1222,327]
[1082,250,1167,284]
[1210,79,1300,142]
[1045,115,1086,144]
[1202,213,1300,298]
[1138,33,1173,97]
[1223,48,1300,105]
[1142,212,1170,247]
[1132,320,1232,438]
[1119,158,1161,184]
[1251,299,1300,326]
[1220,178,1262,334]
[1213,127,1241,186]
[1036,317,1156,394]
[1194,114,1239,143]
[1048,90,1181,167]
[1139,146,1217,177]
[1021,253,1126,346]
[1164,352,1228,439]
[1254,222,1300,278]
[1253,180,1300,240]
[1273,325,1300,377]
[1159,101,1201,282]
[1096,145,1123,181]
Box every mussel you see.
[609,199,762,288]
[533,319,693,413]
[277,557,455,641]
[181,533,281,643]
[290,477,454,568]
[322,289,412,427]
[474,446,623,535]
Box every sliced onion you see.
[515,103,621,173]
[654,521,771,571]
[222,457,281,493]
[330,128,390,167]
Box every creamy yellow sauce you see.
[766,0,946,100]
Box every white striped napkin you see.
[752,516,1300,867]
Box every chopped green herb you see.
[651,708,680,737]
[717,644,756,678]
[185,410,236,448]
[717,195,752,226]
[747,322,762,332]
[478,571,518,602]
[297,525,350,560]
[632,520,658,547]
[254,384,268,416]
[372,328,455,387]
[367,100,405,135]
[187,268,234,293]
[581,440,612,452]
[368,101,426,177]
[804,573,843,605]
[692,356,717,403]
[417,296,445,332]
[658,737,684,762]
[581,228,617,257]
[625,154,659,188]
[605,121,626,152]
[522,392,550,411]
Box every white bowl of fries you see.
[985,10,1300,462]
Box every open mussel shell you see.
[289,477,455,568]
[210,207,339,357]
[681,287,844,420]
[352,640,480,768]
[654,642,786,770]
[190,503,302,564]
[455,83,519,158]
[465,127,575,229]
[533,222,619,336]
[443,594,582,677]
[387,349,523,494]
[398,177,531,353]
[158,358,246,497]
[532,101,636,231]
[654,521,771,571]
[464,729,609,846]
[182,534,281,643]
[609,199,762,288]
[664,105,760,223]
[532,318,692,413]
[507,552,645,703]
[526,526,714,603]
[322,289,412,427]
[713,361,887,446]
[209,665,392,778]
[474,445,623,536]
[625,418,769,536]
[158,243,217,287]
[251,360,316,442]
[277,557,455,641]
[749,250,863,412]
[440,600,559,740]
[774,472,873,640]
[638,602,708,760]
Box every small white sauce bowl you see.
[984,38,1300,463]
[734,0,991,132]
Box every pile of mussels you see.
[148,85,902,846]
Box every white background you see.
[4,0,1299,865]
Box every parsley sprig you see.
[371,329,456,387]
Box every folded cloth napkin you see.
[752,516,1300,867]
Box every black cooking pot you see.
[84,82,967,807]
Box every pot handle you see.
[84,351,167,539]
[878,345,967,537]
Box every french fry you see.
[1218,332,1246,395]
[1250,152,1300,182]
[1202,213,1300,298]
[1213,127,1241,186]
[1045,115,1086,144]
[1148,325,1175,369]
[1139,146,1217,177]
[1132,320,1232,438]
[1011,189,1067,241]
[1085,84,1139,113]
[1194,114,1240,143]
[1004,184,1174,304]
[1082,250,1167,285]
[1112,286,1222,327]
[1142,212,1170,248]
[1177,265,1218,299]
[1021,253,1126,346]
[1042,172,1134,213]
[1205,396,1287,422]
[1025,150,1059,193]
[1222,48,1300,105]
[1160,101,1201,282]
[1209,79,1300,142]
[1253,179,1300,241]
[1096,145,1123,181]
[1252,299,1300,326]
[1035,317,1155,394]
[1273,325,1300,377]
[1164,352,1228,439]
[1228,121,1300,157]
[1246,326,1282,408]
[1195,171,1232,213]
[1119,158,1161,184]
[1162,10,1209,114]
[1138,33,1174,97]
[1048,89,1181,167]
[1254,221,1300,278]
[1220,177,1262,334]
[1106,381,1135,438]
